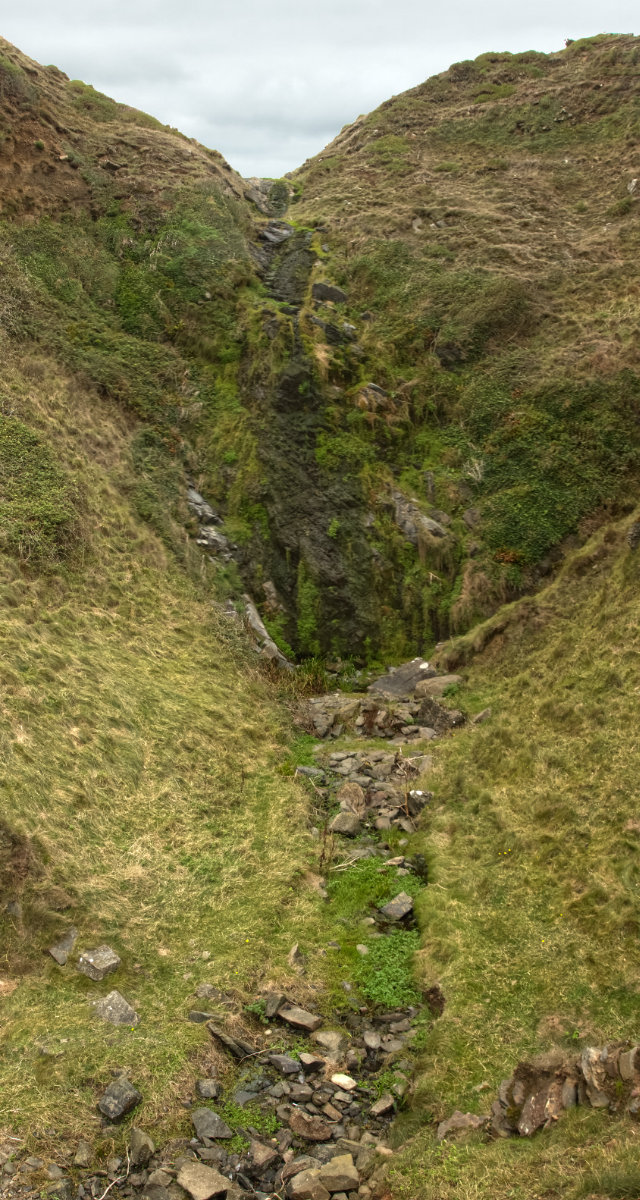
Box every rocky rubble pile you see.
[299,748,432,836]
[437,1043,640,1144]
[303,660,466,743]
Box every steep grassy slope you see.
[291,33,640,648]
[387,512,640,1197]
[0,344,328,1138]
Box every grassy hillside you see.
[388,510,640,1197]
[291,33,640,648]
[0,344,325,1138]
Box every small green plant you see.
[327,517,341,539]
[244,998,268,1024]
[354,930,422,1007]
[34,139,44,151]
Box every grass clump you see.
[0,415,80,563]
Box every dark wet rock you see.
[368,658,435,699]
[77,945,121,981]
[187,488,220,526]
[192,1108,234,1140]
[312,282,347,304]
[98,1077,142,1121]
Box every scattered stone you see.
[414,674,461,699]
[288,943,306,974]
[363,1032,381,1052]
[278,1004,323,1033]
[378,893,414,923]
[48,927,78,966]
[330,1074,357,1092]
[189,1011,215,1023]
[369,1095,394,1118]
[191,1108,234,1140]
[318,1154,360,1193]
[146,1170,172,1189]
[97,1077,142,1121]
[74,1143,92,1169]
[77,945,121,981]
[329,812,361,837]
[288,1168,331,1200]
[299,1053,325,1073]
[296,766,327,783]
[248,1140,279,1172]
[176,1161,229,1200]
[95,990,139,1026]
[196,1079,222,1100]
[129,1129,155,1167]
[436,1111,488,1141]
[289,1111,334,1142]
[264,991,287,1019]
[206,1023,255,1059]
[311,1031,347,1057]
[269,1053,301,1076]
[355,945,369,956]
[471,707,492,725]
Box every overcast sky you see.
[3,1,638,178]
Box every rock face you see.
[176,1162,229,1200]
[95,990,139,1026]
[77,945,121,981]
[97,1077,141,1121]
[311,282,347,304]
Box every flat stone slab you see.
[77,945,121,981]
[97,1077,141,1121]
[95,990,139,1026]
[288,1169,330,1200]
[378,892,414,922]
[277,1004,323,1032]
[176,1162,229,1200]
[196,1079,221,1100]
[269,1052,300,1075]
[48,927,77,966]
[191,1107,234,1140]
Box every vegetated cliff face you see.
[1,34,640,664]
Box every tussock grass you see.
[390,515,640,1196]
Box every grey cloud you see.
[3,1,638,177]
